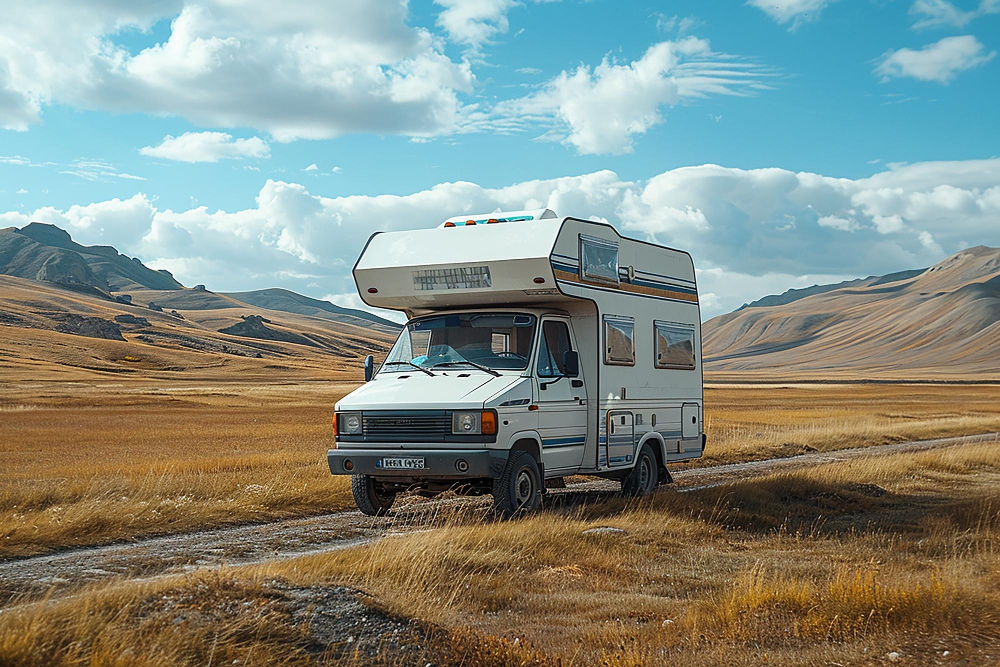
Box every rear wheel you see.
[352,475,397,516]
[492,451,542,519]
[621,443,658,496]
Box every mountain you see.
[0,223,399,382]
[0,222,183,292]
[703,246,1000,379]
[223,288,398,330]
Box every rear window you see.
[654,321,696,370]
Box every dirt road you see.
[2,431,996,608]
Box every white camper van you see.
[328,210,704,517]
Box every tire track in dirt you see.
[1,432,997,608]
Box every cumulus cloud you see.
[876,35,996,83]
[139,131,269,163]
[434,0,518,47]
[500,38,776,155]
[6,159,998,318]
[0,0,474,141]
[909,0,1000,29]
[746,0,834,29]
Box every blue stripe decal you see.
[542,436,586,449]
[557,279,698,306]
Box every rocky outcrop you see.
[51,314,125,341]
[219,314,316,347]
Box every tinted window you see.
[537,321,573,377]
[654,322,696,370]
[580,235,619,286]
[604,316,635,366]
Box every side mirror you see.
[562,350,579,377]
[364,355,375,382]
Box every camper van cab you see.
[328,210,704,517]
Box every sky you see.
[0,0,998,321]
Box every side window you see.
[654,322,696,370]
[579,235,619,286]
[537,321,573,377]
[603,316,635,366]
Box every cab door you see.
[534,317,587,473]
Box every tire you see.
[492,450,542,519]
[621,443,658,497]
[351,475,397,516]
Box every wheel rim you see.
[639,456,652,490]
[515,468,534,507]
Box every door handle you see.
[576,398,586,405]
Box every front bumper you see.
[327,447,508,479]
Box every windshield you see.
[381,313,537,373]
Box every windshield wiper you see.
[381,360,435,376]
[429,361,501,377]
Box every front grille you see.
[362,411,451,439]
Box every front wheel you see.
[621,443,658,496]
[492,451,542,519]
[351,475,397,516]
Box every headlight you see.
[452,411,481,434]
[338,412,362,435]
[452,411,497,435]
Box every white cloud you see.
[434,0,518,48]
[59,159,147,182]
[499,38,776,155]
[331,166,343,174]
[876,35,996,83]
[304,163,318,172]
[746,0,834,29]
[139,131,269,163]
[0,0,475,141]
[16,188,27,194]
[516,67,541,75]
[6,158,999,318]
[909,0,1000,29]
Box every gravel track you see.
[2,431,997,608]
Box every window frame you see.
[653,320,697,371]
[579,234,620,287]
[603,315,635,367]
[536,319,574,378]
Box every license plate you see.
[379,457,425,470]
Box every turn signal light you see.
[332,413,337,437]
[481,410,497,435]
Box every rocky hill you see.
[0,223,183,293]
[702,246,1000,379]
[0,223,399,381]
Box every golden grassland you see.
[4,439,1000,665]
[2,381,1000,558]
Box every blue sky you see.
[1,0,998,319]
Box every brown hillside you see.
[0,275,394,383]
[702,246,1000,379]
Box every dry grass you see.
[2,381,999,559]
[698,382,1000,466]
[4,440,1000,665]
[0,382,355,558]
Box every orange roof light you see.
[465,219,476,226]
[444,221,456,228]
[487,218,499,224]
